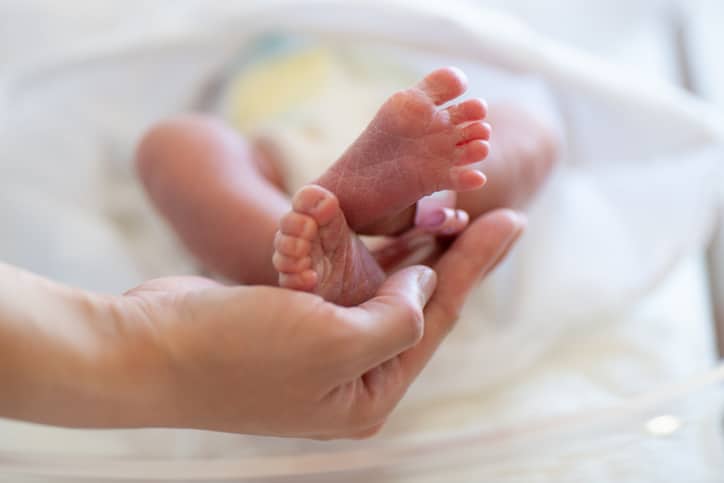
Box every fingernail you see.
[511,211,528,230]
[502,211,527,248]
[417,209,446,229]
[417,267,437,304]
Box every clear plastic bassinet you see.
[1,366,723,481]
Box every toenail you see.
[312,196,326,211]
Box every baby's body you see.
[136,67,558,306]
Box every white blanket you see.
[1,1,723,481]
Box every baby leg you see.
[137,117,392,306]
[136,115,289,285]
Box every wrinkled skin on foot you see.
[275,67,496,306]
[274,185,384,306]
[315,67,491,233]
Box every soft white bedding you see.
[1,1,723,481]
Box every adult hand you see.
[116,209,524,438]
[0,210,523,439]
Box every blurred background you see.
[2,0,723,287]
[3,0,724,96]
[1,1,724,481]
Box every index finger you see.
[399,209,526,381]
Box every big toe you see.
[291,184,348,252]
[416,67,468,106]
[292,185,342,227]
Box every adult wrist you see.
[0,264,166,428]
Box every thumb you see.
[342,266,437,376]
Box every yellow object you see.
[228,48,332,132]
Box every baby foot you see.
[315,67,491,233]
[273,185,385,307]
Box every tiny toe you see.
[416,67,468,106]
[455,140,489,166]
[292,184,340,227]
[280,212,317,240]
[272,252,312,273]
[291,185,330,213]
[274,232,312,258]
[446,98,488,124]
[451,168,487,191]
[456,121,491,145]
[279,270,318,291]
